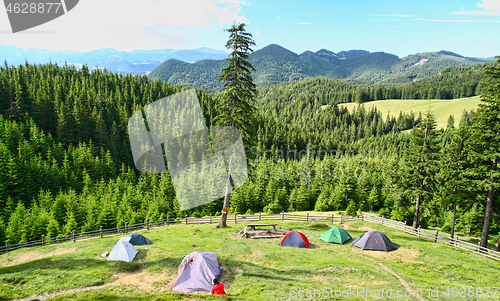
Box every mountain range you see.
[0,43,495,88]
[0,44,228,74]
[149,44,495,90]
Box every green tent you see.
[319,227,352,244]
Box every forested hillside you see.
[0,60,499,249]
[149,44,488,90]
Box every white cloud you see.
[452,10,500,15]
[452,0,500,16]
[432,19,500,22]
[256,30,263,34]
[478,0,500,11]
[0,0,248,51]
[298,22,312,25]
[276,15,282,20]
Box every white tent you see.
[118,236,132,243]
[172,251,221,294]
[107,240,138,262]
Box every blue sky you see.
[0,0,499,57]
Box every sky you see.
[0,0,499,58]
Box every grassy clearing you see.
[1,217,500,301]
[338,97,480,129]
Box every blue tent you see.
[126,233,151,246]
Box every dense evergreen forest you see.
[0,60,499,248]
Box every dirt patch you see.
[370,280,388,286]
[219,267,242,289]
[1,247,78,267]
[318,266,360,273]
[409,58,429,68]
[350,247,422,263]
[109,270,173,293]
[313,275,330,285]
[362,256,425,301]
[14,270,174,301]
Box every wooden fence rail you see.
[362,214,500,261]
[1,211,499,262]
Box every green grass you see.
[338,96,481,129]
[1,217,500,300]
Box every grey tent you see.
[172,251,222,294]
[107,240,138,262]
[126,233,151,245]
[352,231,397,252]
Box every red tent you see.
[279,231,310,248]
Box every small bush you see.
[441,223,452,233]
[345,201,357,216]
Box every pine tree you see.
[401,111,440,228]
[6,201,26,243]
[46,216,60,239]
[467,57,500,247]
[63,211,78,235]
[437,122,471,238]
[216,23,257,228]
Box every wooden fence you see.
[362,213,500,261]
[1,211,499,262]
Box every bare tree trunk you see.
[217,159,233,228]
[413,194,420,229]
[451,202,457,238]
[480,159,495,247]
[480,185,494,248]
[216,172,232,228]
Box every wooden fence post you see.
[41,235,44,246]
[146,219,149,230]
[259,211,261,221]
[282,210,285,221]
[5,240,8,252]
[307,213,309,222]
[404,221,407,233]
[234,213,237,224]
[361,213,364,222]
[167,216,169,226]
[418,225,421,237]
[210,214,212,224]
[455,236,458,247]
[99,226,103,238]
[340,214,343,224]
[331,214,334,223]
[381,216,384,225]
[125,222,128,233]
[185,215,188,225]
[72,230,76,242]
[434,230,439,242]
[477,242,481,254]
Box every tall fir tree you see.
[216,23,257,228]
[401,111,440,228]
[467,57,500,248]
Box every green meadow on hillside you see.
[1,217,499,301]
[338,97,480,129]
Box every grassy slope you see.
[338,96,481,129]
[2,216,500,301]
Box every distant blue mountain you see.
[0,44,228,74]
